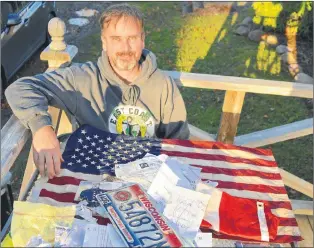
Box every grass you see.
[73,2,312,199]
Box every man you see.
[5,4,190,179]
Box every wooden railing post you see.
[217,90,246,144]
[18,17,78,200]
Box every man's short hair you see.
[99,3,144,33]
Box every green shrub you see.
[251,2,313,40]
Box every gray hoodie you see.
[5,49,190,139]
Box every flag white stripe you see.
[277,226,301,236]
[271,208,296,219]
[60,169,110,181]
[216,188,290,202]
[200,173,285,187]
[36,197,76,207]
[39,183,79,194]
[162,144,275,161]
[172,157,280,174]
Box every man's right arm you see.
[4,66,79,179]
[5,66,78,134]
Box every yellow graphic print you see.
[116,114,147,138]
[109,106,154,138]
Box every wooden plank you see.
[164,70,313,98]
[308,216,313,230]
[48,106,73,135]
[234,118,313,147]
[279,168,313,198]
[189,124,216,141]
[1,115,30,181]
[18,147,38,201]
[295,215,313,247]
[291,200,313,215]
[57,111,75,135]
[40,45,78,63]
[217,91,246,144]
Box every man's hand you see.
[32,126,64,179]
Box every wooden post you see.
[217,90,246,144]
[40,17,78,70]
[18,17,78,200]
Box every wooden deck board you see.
[296,215,313,247]
[307,215,313,230]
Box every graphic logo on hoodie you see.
[108,106,155,137]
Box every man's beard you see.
[112,52,138,71]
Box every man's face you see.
[101,16,145,71]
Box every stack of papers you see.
[147,157,209,245]
[114,153,166,190]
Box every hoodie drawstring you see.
[122,85,141,105]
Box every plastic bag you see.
[10,201,76,247]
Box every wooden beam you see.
[189,124,216,141]
[18,146,38,201]
[279,168,313,198]
[234,118,313,147]
[309,216,313,229]
[1,115,30,181]
[217,91,246,144]
[295,215,313,247]
[40,45,78,63]
[164,70,313,98]
[291,200,313,215]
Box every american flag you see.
[29,124,301,243]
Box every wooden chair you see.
[1,17,313,247]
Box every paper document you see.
[106,224,125,247]
[165,157,202,190]
[147,162,179,212]
[55,219,87,247]
[147,160,202,212]
[163,186,210,242]
[193,232,212,247]
[82,224,109,247]
[115,153,165,189]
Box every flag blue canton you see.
[61,124,162,176]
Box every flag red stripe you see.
[194,165,282,180]
[47,176,83,186]
[212,180,287,194]
[39,189,76,203]
[161,150,277,167]
[278,218,298,227]
[259,200,292,210]
[272,235,303,243]
[162,139,273,156]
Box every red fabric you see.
[201,191,281,242]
